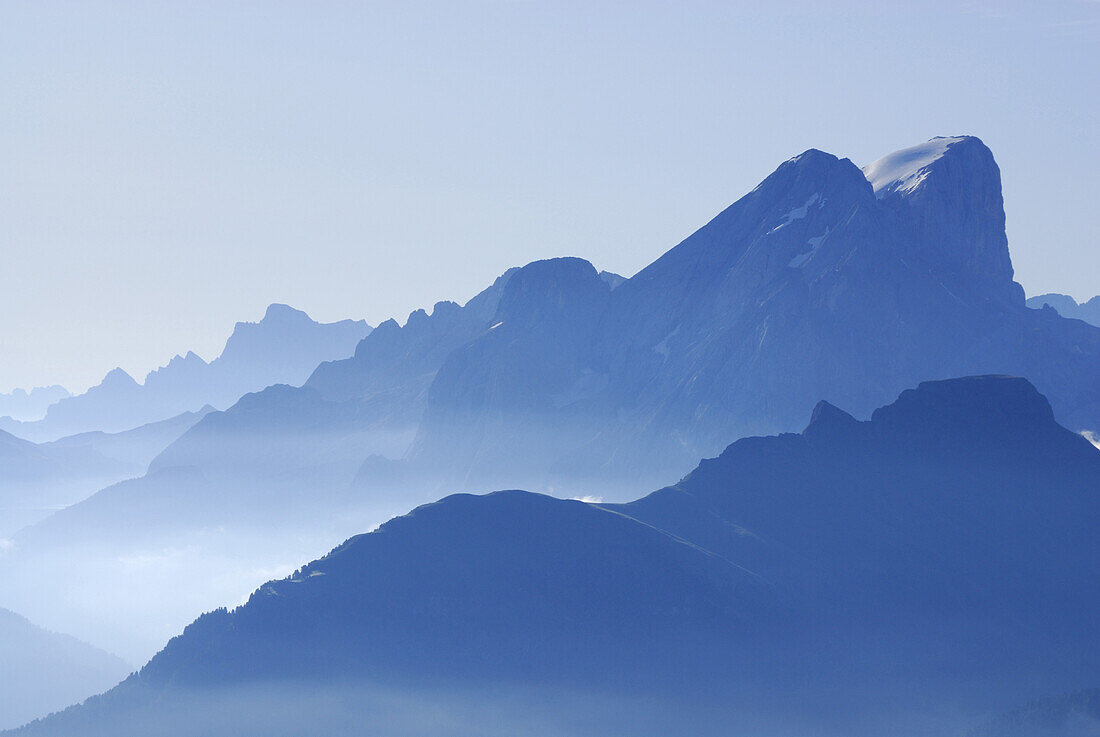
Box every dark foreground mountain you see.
[0,608,130,732]
[1028,293,1100,327]
[0,305,369,442]
[12,377,1099,737]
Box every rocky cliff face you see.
[403,136,1100,494]
[868,136,1019,296]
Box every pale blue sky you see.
[1,0,1098,391]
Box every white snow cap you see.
[862,137,968,198]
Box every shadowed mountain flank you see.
[11,377,1100,737]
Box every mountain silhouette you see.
[5,135,1100,665]
[0,386,69,423]
[0,407,214,537]
[9,376,1100,737]
[0,608,129,732]
[402,136,1099,494]
[0,305,369,442]
[1027,293,1100,327]
[0,280,516,660]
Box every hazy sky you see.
[2,0,1097,392]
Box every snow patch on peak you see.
[789,227,830,268]
[863,137,968,198]
[768,193,821,234]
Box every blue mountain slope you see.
[969,688,1100,737]
[618,376,1100,664]
[0,608,130,732]
[11,377,1099,737]
[399,137,1100,494]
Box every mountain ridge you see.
[1027,293,1100,327]
[0,305,370,442]
[11,376,1099,737]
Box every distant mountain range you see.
[0,386,70,423]
[0,305,370,442]
[0,608,129,732]
[0,407,215,537]
[1027,293,1100,327]
[10,376,1098,737]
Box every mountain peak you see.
[165,351,207,367]
[100,368,138,388]
[801,400,866,449]
[869,376,1061,454]
[261,303,310,323]
[494,257,609,330]
[767,147,864,189]
[786,147,837,165]
[805,399,859,430]
[862,136,978,198]
[867,135,1016,294]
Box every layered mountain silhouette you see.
[0,608,129,732]
[0,305,369,442]
[0,280,517,660]
[10,377,1099,737]
[41,406,215,471]
[1028,293,1100,327]
[1,428,122,536]
[0,386,69,423]
[0,408,214,537]
[5,135,1100,663]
